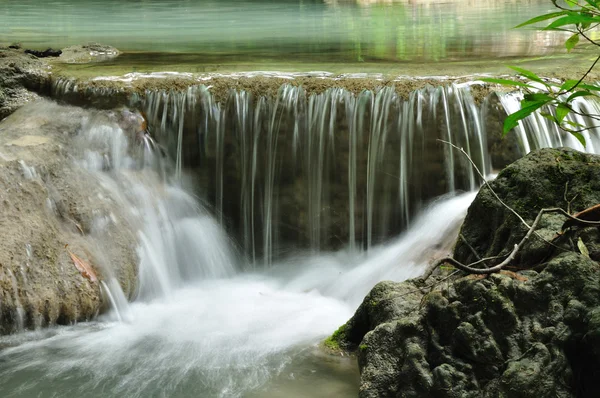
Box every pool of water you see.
[2,0,564,64]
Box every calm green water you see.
[2,0,563,64]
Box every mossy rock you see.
[455,148,600,266]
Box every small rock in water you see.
[24,48,62,58]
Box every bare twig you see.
[421,206,600,281]
[420,142,600,282]
[438,140,531,229]
[459,233,482,261]
[563,181,579,215]
[560,51,600,94]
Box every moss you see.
[359,344,368,351]
[323,323,349,351]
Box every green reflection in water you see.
[2,0,561,62]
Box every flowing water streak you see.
[498,92,600,154]
[75,107,238,300]
[0,183,476,398]
[56,78,600,263]
[140,82,490,262]
[6,79,600,397]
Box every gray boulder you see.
[455,147,600,266]
[333,148,600,397]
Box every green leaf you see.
[514,11,568,28]
[556,104,571,123]
[572,132,587,147]
[503,101,548,134]
[561,79,580,91]
[540,112,557,123]
[565,0,578,6]
[521,93,553,110]
[545,14,600,30]
[585,0,599,7]
[508,66,545,83]
[578,237,590,258]
[480,78,532,88]
[565,120,586,128]
[578,83,600,91]
[566,91,598,102]
[523,93,553,102]
[565,33,580,52]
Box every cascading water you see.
[139,82,491,264]
[499,90,600,153]
[0,100,478,398]
[132,79,600,264]
[9,79,598,397]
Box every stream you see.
[0,109,475,397]
[0,0,596,397]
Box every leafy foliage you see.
[481,0,600,145]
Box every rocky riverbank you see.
[332,147,600,397]
[0,49,49,120]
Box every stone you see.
[0,48,49,120]
[0,100,139,334]
[455,148,600,267]
[24,48,62,58]
[330,148,600,397]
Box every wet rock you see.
[455,147,600,266]
[58,43,119,64]
[341,280,424,349]
[340,253,600,397]
[24,48,62,58]
[0,100,139,335]
[0,48,50,119]
[332,148,600,397]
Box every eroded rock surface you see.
[0,48,50,120]
[455,148,600,266]
[0,100,139,334]
[336,148,600,397]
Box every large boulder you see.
[334,148,600,397]
[455,147,600,266]
[0,100,140,334]
[349,253,600,398]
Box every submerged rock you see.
[58,43,119,64]
[0,100,139,334]
[334,148,600,397]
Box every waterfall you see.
[498,91,600,153]
[139,82,491,263]
[49,77,600,264]
[4,80,600,398]
[75,108,238,302]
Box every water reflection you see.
[1,0,562,62]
